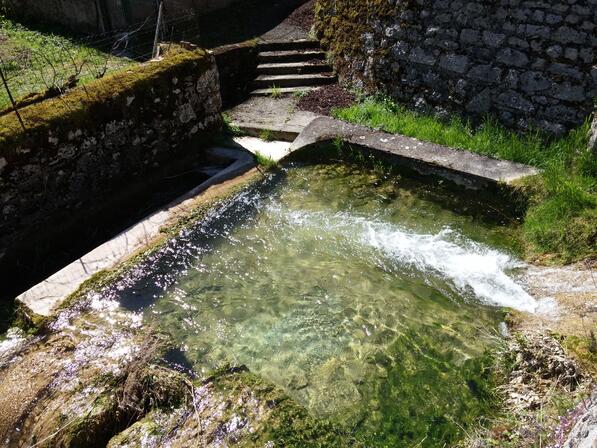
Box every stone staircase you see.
[250,39,336,96]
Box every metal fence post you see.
[0,62,26,131]
[152,1,164,59]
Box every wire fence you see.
[0,4,202,124]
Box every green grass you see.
[0,16,137,110]
[0,48,213,158]
[292,89,309,99]
[269,85,282,99]
[254,150,278,170]
[258,128,274,141]
[333,98,597,263]
[221,113,243,136]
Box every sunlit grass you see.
[0,16,137,109]
[269,85,282,99]
[254,150,278,170]
[221,112,244,136]
[333,98,596,263]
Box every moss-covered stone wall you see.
[316,0,597,134]
[0,49,222,283]
[213,39,260,108]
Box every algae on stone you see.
[108,367,362,448]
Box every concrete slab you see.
[288,117,540,189]
[233,136,292,161]
[252,73,336,89]
[16,147,255,317]
[227,96,319,141]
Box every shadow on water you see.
[162,347,198,379]
[289,159,527,233]
[116,170,289,312]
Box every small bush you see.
[221,112,243,136]
[258,129,274,141]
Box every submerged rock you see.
[108,366,362,448]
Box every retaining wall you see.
[0,49,222,293]
[213,40,260,107]
[316,0,597,134]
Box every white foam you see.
[362,224,538,312]
[275,206,541,313]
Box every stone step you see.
[250,86,319,97]
[258,49,326,64]
[251,73,336,89]
[257,61,333,76]
[258,39,320,52]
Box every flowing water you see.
[105,163,541,446]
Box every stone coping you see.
[288,117,540,189]
[16,147,255,317]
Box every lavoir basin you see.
[97,162,544,446]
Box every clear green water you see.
[112,164,539,446]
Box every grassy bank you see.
[333,98,596,264]
[0,16,137,110]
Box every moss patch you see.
[109,365,363,448]
[0,48,212,162]
[559,334,597,377]
[315,0,415,88]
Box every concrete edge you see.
[15,147,255,317]
[287,117,541,189]
[232,122,300,142]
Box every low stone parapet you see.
[0,49,223,297]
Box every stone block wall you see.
[316,0,597,134]
[213,40,260,108]
[0,49,222,279]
